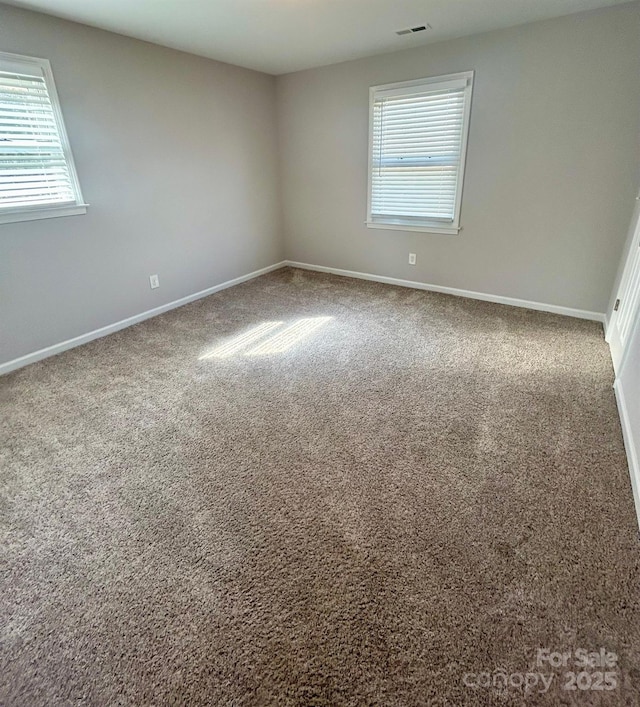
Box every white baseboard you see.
[613,379,640,531]
[2,259,606,376]
[284,261,606,323]
[0,261,287,376]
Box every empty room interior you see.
[2,0,640,704]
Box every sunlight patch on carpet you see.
[199,317,333,359]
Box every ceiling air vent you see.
[396,24,431,36]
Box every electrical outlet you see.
[149,274,160,289]
[408,253,417,265]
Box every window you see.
[0,51,86,225]
[367,71,473,234]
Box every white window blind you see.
[0,51,85,224]
[367,72,473,234]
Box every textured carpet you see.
[1,267,639,706]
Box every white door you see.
[608,198,640,373]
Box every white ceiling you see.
[3,0,630,75]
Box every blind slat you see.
[0,191,74,201]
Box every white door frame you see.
[607,196,640,374]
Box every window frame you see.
[0,50,87,225]
[366,71,474,235]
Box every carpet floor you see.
[1,267,639,706]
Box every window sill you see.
[366,220,461,235]
[0,204,88,225]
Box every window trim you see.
[366,71,474,235]
[0,50,87,225]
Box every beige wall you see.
[0,3,283,364]
[277,3,640,314]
